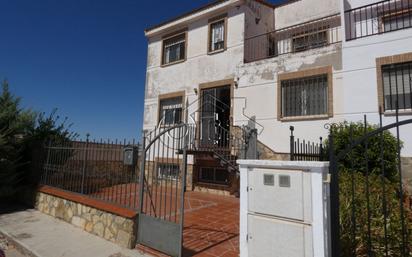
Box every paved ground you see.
[0,207,148,257]
[138,191,240,257]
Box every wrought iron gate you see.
[137,123,193,257]
[328,109,412,257]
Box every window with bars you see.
[381,8,412,33]
[292,27,329,52]
[209,19,225,52]
[162,33,186,65]
[281,74,328,118]
[159,96,183,125]
[157,163,179,180]
[382,61,412,111]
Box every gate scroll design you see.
[329,109,412,257]
[137,123,194,257]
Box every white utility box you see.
[238,160,330,257]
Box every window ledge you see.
[207,48,226,55]
[384,110,412,117]
[161,59,186,68]
[279,114,330,122]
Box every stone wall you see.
[35,191,137,248]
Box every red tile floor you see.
[137,191,240,257]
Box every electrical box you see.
[123,146,138,166]
[247,214,312,257]
[248,168,312,221]
[247,168,313,257]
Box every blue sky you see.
[0,0,279,141]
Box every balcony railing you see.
[244,14,342,63]
[345,0,412,40]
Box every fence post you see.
[138,130,147,214]
[80,134,90,194]
[43,139,52,185]
[319,137,323,161]
[328,131,340,257]
[246,128,258,159]
[290,126,295,161]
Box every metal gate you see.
[328,108,412,257]
[137,123,192,257]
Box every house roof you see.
[144,0,281,34]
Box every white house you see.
[142,0,412,194]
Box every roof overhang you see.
[144,0,277,38]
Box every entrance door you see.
[200,85,231,148]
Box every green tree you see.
[0,79,76,200]
[0,79,36,199]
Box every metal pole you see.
[80,134,90,194]
[290,126,295,161]
[138,131,147,214]
[329,131,340,257]
[178,132,188,257]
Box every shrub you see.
[325,121,400,181]
[339,170,412,257]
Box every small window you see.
[159,96,183,125]
[162,33,186,65]
[199,167,229,185]
[382,9,412,33]
[281,74,328,118]
[381,61,412,111]
[157,163,179,180]
[292,27,329,52]
[209,19,226,53]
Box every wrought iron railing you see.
[244,13,342,63]
[40,138,141,210]
[345,0,412,40]
[289,126,324,161]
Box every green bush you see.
[339,170,412,257]
[326,121,400,181]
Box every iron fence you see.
[289,126,324,161]
[345,0,412,40]
[244,13,342,63]
[40,137,141,210]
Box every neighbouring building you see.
[142,0,412,195]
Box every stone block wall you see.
[35,189,137,248]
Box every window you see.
[281,74,328,118]
[292,27,329,52]
[159,96,183,125]
[157,163,179,180]
[381,9,412,32]
[162,33,186,65]
[199,167,229,184]
[381,61,412,111]
[209,18,226,53]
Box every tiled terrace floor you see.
[137,191,240,257]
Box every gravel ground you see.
[0,234,26,257]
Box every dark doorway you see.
[199,85,231,148]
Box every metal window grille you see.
[281,74,328,118]
[159,96,183,125]
[162,33,185,64]
[382,61,412,111]
[157,163,179,180]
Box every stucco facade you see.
[142,0,412,191]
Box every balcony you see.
[244,14,342,63]
[345,0,412,40]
